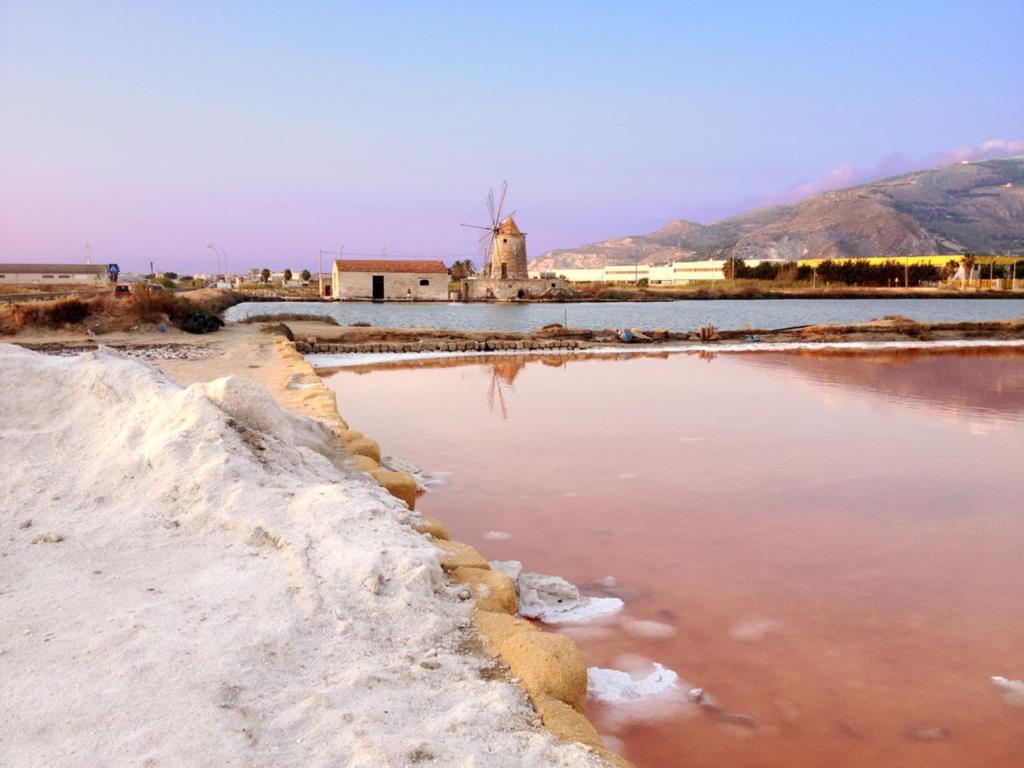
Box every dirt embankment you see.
[283,317,1024,355]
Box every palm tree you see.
[960,253,976,287]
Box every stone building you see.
[329,259,448,301]
[464,215,571,300]
[0,263,109,285]
[486,216,528,279]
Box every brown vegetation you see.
[0,288,243,336]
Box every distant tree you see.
[159,277,176,289]
[283,268,293,283]
[721,257,744,280]
[960,253,976,286]
[260,268,271,283]
[448,259,476,280]
[163,271,179,280]
[301,269,311,282]
[941,260,959,280]
[180,275,194,282]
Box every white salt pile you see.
[0,345,605,768]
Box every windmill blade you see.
[487,188,496,228]
[461,223,492,230]
[494,181,508,225]
[478,229,494,259]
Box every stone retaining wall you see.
[297,339,587,354]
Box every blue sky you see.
[1,1,1021,272]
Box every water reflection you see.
[331,347,1024,422]
[325,349,1024,768]
[737,348,1024,420]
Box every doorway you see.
[372,275,384,300]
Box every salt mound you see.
[0,345,603,767]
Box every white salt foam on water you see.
[588,663,681,704]
[517,572,624,624]
[623,619,678,640]
[540,596,625,624]
[587,661,698,730]
[483,530,512,541]
[992,676,1024,707]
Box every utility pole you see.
[904,255,909,290]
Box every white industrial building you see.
[0,263,109,285]
[530,259,787,285]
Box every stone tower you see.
[489,216,528,279]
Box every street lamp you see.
[207,243,226,279]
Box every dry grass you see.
[238,313,339,325]
[0,288,244,336]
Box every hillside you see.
[531,158,1024,271]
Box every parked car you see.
[113,284,133,299]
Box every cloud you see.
[766,138,1024,205]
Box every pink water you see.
[323,349,1024,767]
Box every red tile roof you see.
[334,259,448,274]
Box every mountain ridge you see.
[530,158,1024,271]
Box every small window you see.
[502,238,507,243]
[42,274,55,278]
[419,279,429,286]
[0,274,6,278]
[58,274,71,278]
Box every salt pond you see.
[324,348,1024,768]
[229,297,1024,333]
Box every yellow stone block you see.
[413,515,449,540]
[474,609,539,656]
[452,566,517,614]
[348,455,379,473]
[434,539,489,571]
[347,437,381,463]
[369,468,418,509]
[498,631,588,712]
[533,694,604,751]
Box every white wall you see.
[0,271,105,285]
[332,269,448,300]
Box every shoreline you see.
[0,327,630,767]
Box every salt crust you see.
[0,344,605,768]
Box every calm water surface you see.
[323,349,1024,768]
[229,298,1024,332]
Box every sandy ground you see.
[0,342,607,768]
[10,324,329,422]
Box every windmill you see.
[462,181,526,279]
